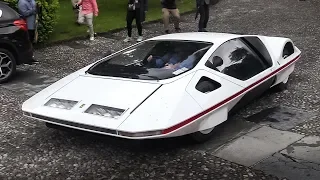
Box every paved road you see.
[1,0,320,179]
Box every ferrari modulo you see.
[22,32,301,142]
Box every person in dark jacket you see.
[124,0,148,42]
[196,0,210,32]
[161,0,181,34]
[18,0,37,42]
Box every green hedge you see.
[4,0,59,43]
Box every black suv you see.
[0,1,35,83]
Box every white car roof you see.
[149,32,243,44]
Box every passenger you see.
[146,46,185,68]
[163,46,210,70]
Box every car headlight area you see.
[44,98,78,110]
[84,104,125,119]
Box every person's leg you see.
[77,9,85,24]
[203,3,209,29]
[84,13,94,40]
[28,30,35,43]
[73,8,80,24]
[162,8,170,33]
[135,9,143,42]
[198,5,205,31]
[124,11,134,42]
[170,9,181,32]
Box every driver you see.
[163,46,210,70]
[146,46,185,68]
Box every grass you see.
[49,0,196,42]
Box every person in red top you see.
[76,0,99,41]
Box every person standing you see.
[71,0,80,25]
[76,0,99,41]
[124,0,148,42]
[196,0,210,32]
[18,0,37,42]
[161,0,181,34]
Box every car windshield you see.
[87,40,213,80]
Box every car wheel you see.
[189,127,215,143]
[273,77,289,91]
[0,48,16,83]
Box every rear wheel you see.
[190,80,217,142]
[273,76,289,91]
[0,48,16,83]
[189,127,215,143]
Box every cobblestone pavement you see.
[1,0,320,179]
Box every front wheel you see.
[0,48,16,83]
[189,127,215,143]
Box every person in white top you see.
[71,0,80,24]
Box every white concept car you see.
[22,32,301,142]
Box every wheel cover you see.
[283,76,289,84]
[200,127,214,134]
[0,52,13,80]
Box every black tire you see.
[273,79,288,92]
[189,128,215,143]
[0,48,16,83]
[274,82,287,91]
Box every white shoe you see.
[137,36,143,42]
[123,37,132,42]
[90,36,94,41]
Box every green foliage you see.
[2,0,17,10]
[36,0,60,42]
[4,0,60,43]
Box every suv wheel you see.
[0,48,16,83]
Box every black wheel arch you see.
[282,42,294,58]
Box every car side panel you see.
[271,47,301,87]
[229,75,275,115]
[257,36,293,65]
[258,36,301,86]
[185,69,243,131]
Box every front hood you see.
[51,75,161,110]
[24,75,161,129]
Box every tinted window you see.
[87,40,212,80]
[0,4,19,21]
[241,36,272,67]
[206,38,268,81]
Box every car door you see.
[197,37,274,113]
